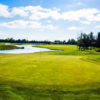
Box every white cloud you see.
[0,4,60,20]
[11,7,29,17]
[0,31,6,35]
[94,14,100,21]
[39,29,44,31]
[67,2,83,8]
[29,11,50,20]
[18,34,27,37]
[47,20,52,23]
[41,24,57,30]
[0,20,57,30]
[21,5,60,20]
[24,5,51,12]
[61,11,79,21]
[18,34,37,40]
[67,5,72,7]
[61,9,99,21]
[68,26,83,30]
[95,25,100,28]
[25,6,50,20]
[80,21,91,24]
[0,4,61,20]
[29,36,37,40]
[53,7,60,11]
[27,6,61,20]
[0,3,100,23]
[0,20,41,29]
[77,2,83,5]
[86,14,100,22]
[0,4,11,17]
[50,11,61,20]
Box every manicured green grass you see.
[0,44,100,99]
[34,44,100,62]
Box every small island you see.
[0,43,24,50]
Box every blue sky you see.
[0,0,100,41]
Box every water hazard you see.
[0,45,54,54]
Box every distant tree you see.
[88,32,95,50]
[77,33,90,50]
[77,33,84,50]
[96,32,100,51]
[17,39,21,43]
[54,40,61,44]
[9,37,14,43]
[63,40,66,44]
[67,39,71,44]
[70,39,77,44]
[22,39,27,43]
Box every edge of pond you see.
[0,45,63,54]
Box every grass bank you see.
[0,43,23,50]
[0,44,100,99]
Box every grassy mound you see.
[0,44,100,99]
[0,43,23,50]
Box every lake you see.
[0,45,55,54]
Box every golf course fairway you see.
[0,44,100,100]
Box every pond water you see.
[0,45,55,54]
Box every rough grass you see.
[0,43,22,50]
[0,44,100,99]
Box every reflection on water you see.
[0,45,53,54]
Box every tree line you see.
[0,38,77,45]
[0,38,51,44]
[77,32,100,51]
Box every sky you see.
[0,0,100,41]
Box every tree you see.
[96,32,100,51]
[77,33,83,50]
[67,39,71,44]
[88,32,95,50]
[77,33,90,50]
[70,39,77,44]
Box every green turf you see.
[0,43,22,50]
[0,44,100,99]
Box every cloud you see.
[29,11,51,20]
[0,3,100,23]
[68,26,83,30]
[24,5,54,20]
[86,14,100,21]
[18,34,37,40]
[18,34,27,37]
[0,31,6,35]
[67,2,83,8]
[41,24,57,30]
[67,5,73,7]
[26,6,61,20]
[53,7,60,11]
[11,7,29,17]
[40,0,43,3]
[19,5,60,20]
[0,4,60,20]
[50,11,61,20]
[47,20,52,23]
[39,29,44,31]
[77,2,83,5]
[0,4,11,17]
[0,20,57,30]
[95,25,100,28]
[61,9,99,21]
[24,5,51,12]
[80,21,91,24]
